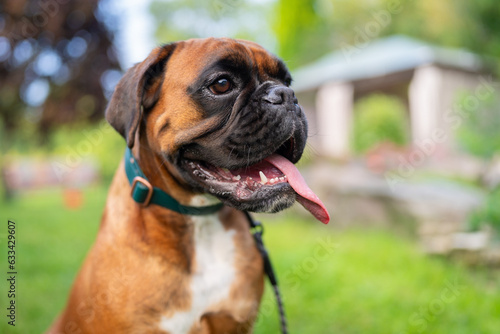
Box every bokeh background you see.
[1,0,500,333]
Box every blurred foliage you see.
[381,0,464,49]
[3,121,125,182]
[272,0,500,70]
[149,0,275,50]
[352,94,409,153]
[455,0,500,62]
[468,186,500,233]
[456,94,500,160]
[149,0,500,72]
[0,0,120,144]
[456,93,500,233]
[47,122,126,181]
[271,0,331,68]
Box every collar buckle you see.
[130,176,154,206]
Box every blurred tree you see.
[381,0,464,47]
[273,0,381,68]
[272,0,323,68]
[149,0,275,51]
[272,0,500,69]
[0,0,120,144]
[468,186,500,233]
[456,94,500,159]
[149,0,500,71]
[456,0,500,62]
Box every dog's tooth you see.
[259,171,268,184]
[233,175,241,181]
[279,176,286,181]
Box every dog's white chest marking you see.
[159,205,236,333]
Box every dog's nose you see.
[263,86,298,106]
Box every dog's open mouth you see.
[183,152,330,224]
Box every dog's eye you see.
[209,78,232,95]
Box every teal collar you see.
[124,148,223,215]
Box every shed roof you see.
[292,35,486,92]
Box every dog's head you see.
[106,38,328,223]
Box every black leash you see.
[244,211,288,334]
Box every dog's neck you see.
[103,161,222,270]
[130,142,215,207]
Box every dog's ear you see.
[105,43,176,148]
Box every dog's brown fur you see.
[48,38,299,333]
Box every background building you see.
[293,35,497,160]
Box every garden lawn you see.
[1,185,499,333]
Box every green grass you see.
[1,187,106,333]
[1,186,499,334]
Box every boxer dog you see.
[48,38,328,334]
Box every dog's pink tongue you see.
[264,154,330,224]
